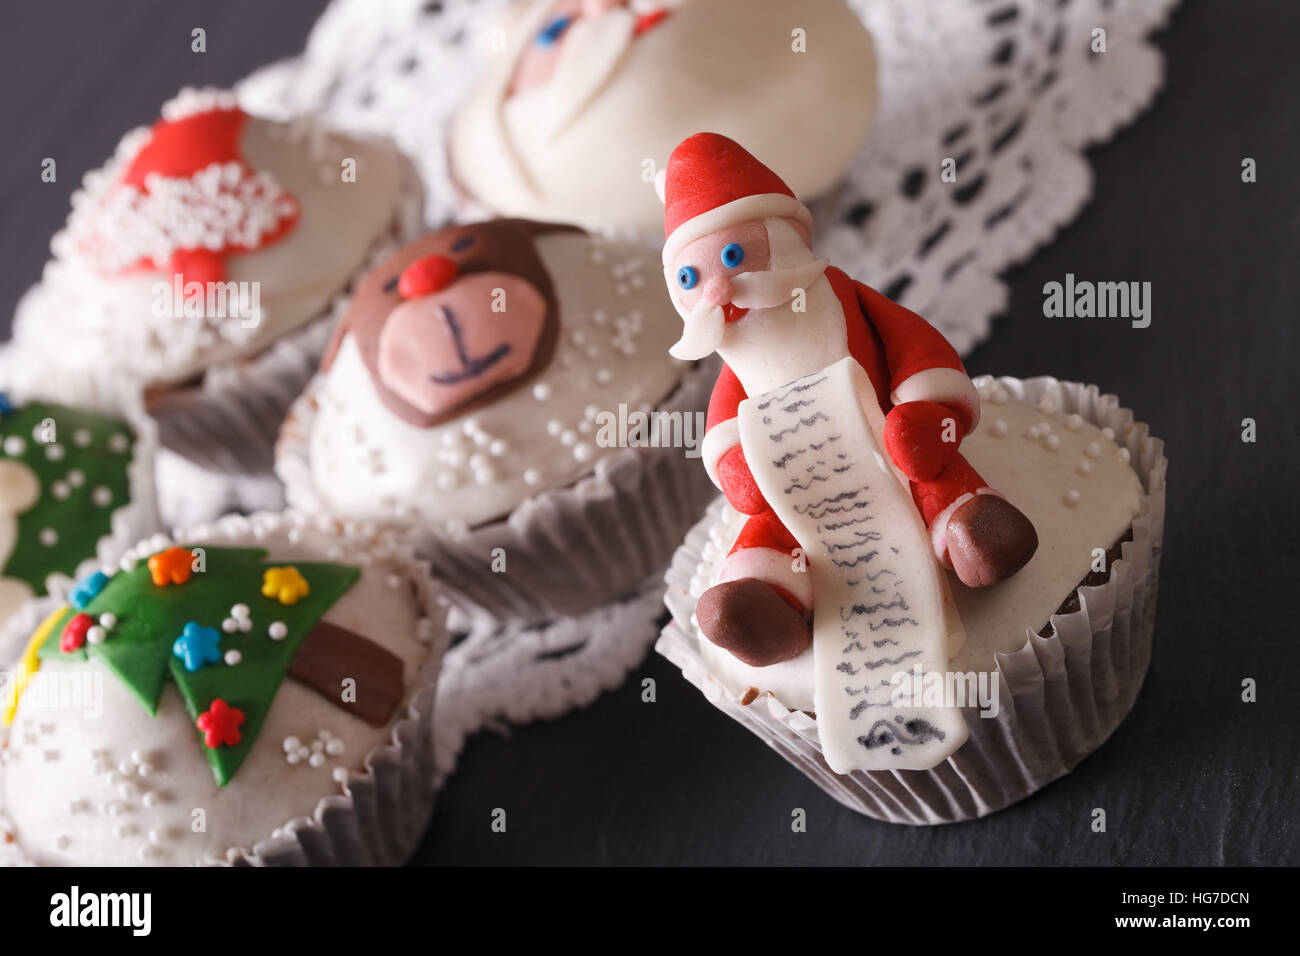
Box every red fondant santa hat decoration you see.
[659,133,813,267]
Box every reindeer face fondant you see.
[325,220,578,427]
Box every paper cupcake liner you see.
[0,374,161,602]
[659,376,1167,825]
[0,510,452,866]
[280,357,721,626]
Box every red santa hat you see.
[659,133,813,267]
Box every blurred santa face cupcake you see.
[8,87,423,474]
[449,0,876,236]
[0,513,448,865]
[277,218,718,623]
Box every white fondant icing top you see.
[14,112,417,387]
[695,389,1143,712]
[305,232,692,529]
[0,514,442,866]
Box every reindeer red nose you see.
[398,255,459,299]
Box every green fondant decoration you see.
[38,546,360,786]
[1,401,134,592]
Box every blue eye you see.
[677,266,699,290]
[721,243,745,268]
[536,16,572,46]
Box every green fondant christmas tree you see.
[37,546,360,786]
[0,397,134,592]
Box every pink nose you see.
[398,255,459,299]
[701,276,734,307]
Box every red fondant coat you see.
[707,270,988,579]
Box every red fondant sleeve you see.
[706,363,748,430]
[853,282,966,389]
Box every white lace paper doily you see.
[233,0,1179,776]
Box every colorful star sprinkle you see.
[196,699,245,749]
[148,547,195,587]
[60,613,94,653]
[261,566,310,606]
[69,570,111,609]
[171,622,222,672]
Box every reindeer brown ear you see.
[319,310,350,372]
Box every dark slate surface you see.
[1,1,1294,865]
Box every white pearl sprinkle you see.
[221,618,238,633]
[1101,427,1116,441]
[238,617,252,633]
[231,603,250,620]
[268,621,288,641]
[332,768,348,783]
[326,738,345,756]
[67,469,86,487]
[1118,447,1131,463]
[1064,489,1081,507]
[224,650,242,666]
[309,752,326,768]
[559,430,576,447]
[523,468,541,486]
[1025,425,1041,440]
[39,528,58,546]
[1044,434,1061,451]
[284,736,301,752]
[1077,460,1094,476]
[99,612,117,628]
[990,419,1008,437]
[109,433,130,455]
[51,481,70,500]
[3,436,25,456]
[86,625,107,644]
[73,428,92,447]
[92,486,113,506]
[286,751,301,766]
[1065,414,1084,431]
[990,388,1009,405]
[45,444,65,461]
[573,443,592,462]
[1086,442,1101,458]
[142,792,159,808]
[1036,397,1057,415]
[595,368,613,385]
[546,419,563,437]
[532,382,552,401]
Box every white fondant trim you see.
[662,193,813,267]
[891,367,982,430]
[929,486,1003,565]
[716,546,814,611]
[700,417,740,489]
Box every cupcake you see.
[663,378,1166,822]
[277,218,717,623]
[0,512,449,865]
[654,134,1167,822]
[7,87,423,474]
[449,0,876,237]
[0,380,157,630]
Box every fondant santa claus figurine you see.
[660,133,1038,667]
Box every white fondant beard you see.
[717,273,850,397]
[668,258,831,363]
[509,11,636,138]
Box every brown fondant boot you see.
[945,494,1038,588]
[696,578,812,667]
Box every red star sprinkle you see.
[196,699,245,749]
[61,613,93,653]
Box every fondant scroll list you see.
[738,357,967,773]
